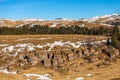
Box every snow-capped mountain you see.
[82,13,120,23]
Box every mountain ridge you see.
[0,13,120,28]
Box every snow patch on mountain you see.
[0,18,16,22]
[16,24,25,28]
[23,18,45,22]
[82,13,120,23]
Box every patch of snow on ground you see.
[1,46,14,52]
[14,48,24,57]
[15,43,35,51]
[75,77,84,80]
[90,39,107,45]
[16,38,30,41]
[16,44,28,47]
[0,69,17,74]
[24,73,52,80]
[36,45,44,48]
[0,44,9,47]
[0,43,44,56]
[47,41,64,51]
[16,38,51,41]
[36,38,50,40]
[86,74,92,77]
[46,41,85,51]
[0,39,107,56]
[28,46,35,51]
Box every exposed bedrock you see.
[0,45,120,72]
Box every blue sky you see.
[0,0,120,20]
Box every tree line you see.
[0,24,120,50]
[0,25,112,35]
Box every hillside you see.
[0,35,120,80]
[0,13,120,28]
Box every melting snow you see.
[16,44,28,47]
[36,45,44,48]
[90,39,107,45]
[16,38,51,41]
[14,48,24,57]
[1,46,14,52]
[0,39,107,56]
[24,73,51,80]
[47,41,64,51]
[75,77,84,80]
[86,74,92,77]
[36,38,48,40]
[28,46,35,51]
[0,69,17,74]
[16,38,30,41]
[46,41,85,51]
[0,44,9,47]
[1,43,42,55]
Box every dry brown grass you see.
[0,73,25,80]
[0,59,120,80]
[1,35,117,80]
[0,34,108,50]
[0,35,108,44]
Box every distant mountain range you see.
[0,13,120,28]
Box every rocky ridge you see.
[0,39,120,74]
